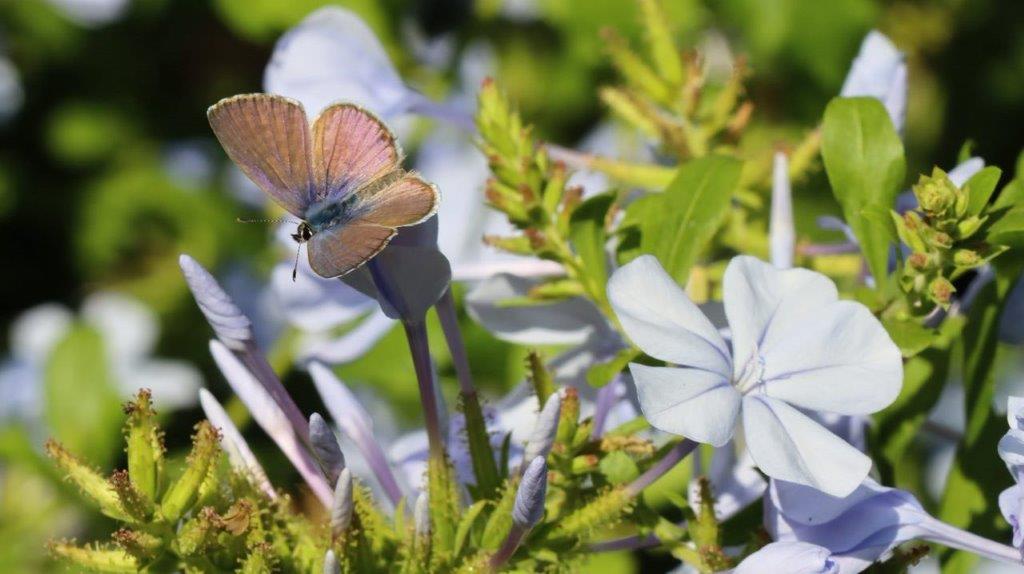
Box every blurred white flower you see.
[841,31,907,134]
[0,293,202,426]
[47,0,130,27]
[0,55,23,122]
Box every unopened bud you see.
[908,252,930,271]
[309,413,345,486]
[513,457,549,528]
[414,492,430,537]
[929,277,955,306]
[953,249,982,268]
[914,169,959,218]
[330,468,353,538]
[523,391,562,466]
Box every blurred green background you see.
[1,0,1022,571]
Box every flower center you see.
[734,349,766,395]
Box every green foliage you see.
[44,325,123,467]
[622,155,743,284]
[822,96,907,290]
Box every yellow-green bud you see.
[953,249,982,268]
[929,277,955,307]
[913,169,959,217]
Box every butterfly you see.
[207,93,439,279]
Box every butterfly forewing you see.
[311,103,402,203]
[356,174,440,227]
[208,94,314,217]
[307,222,396,278]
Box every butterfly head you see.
[291,222,314,244]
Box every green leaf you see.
[453,500,488,558]
[461,390,501,501]
[985,207,1024,248]
[599,451,640,485]
[821,97,906,290]
[635,155,743,284]
[881,317,938,358]
[871,317,962,487]
[938,255,1024,572]
[569,192,615,301]
[964,166,1002,216]
[586,347,641,388]
[44,324,123,467]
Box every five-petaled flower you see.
[608,255,903,496]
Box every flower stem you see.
[436,287,475,397]
[489,523,527,571]
[625,439,698,497]
[403,320,445,459]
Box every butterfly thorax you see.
[304,195,360,234]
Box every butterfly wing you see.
[307,222,397,278]
[356,173,440,228]
[208,94,314,217]
[311,103,401,203]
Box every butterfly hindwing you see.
[208,94,314,217]
[355,173,440,228]
[307,221,397,278]
[311,103,402,203]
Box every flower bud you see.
[330,468,353,538]
[929,276,955,307]
[309,412,346,486]
[913,169,959,218]
[179,254,252,350]
[414,491,430,537]
[323,550,340,574]
[512,457,549,528]
[953,249,982,268]
[522,390,562,466]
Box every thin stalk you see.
[403,320,445,459]
[436,287,502,497]
[489,524,527,571]
[625,439,698,497]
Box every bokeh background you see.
[1,0,1022,571]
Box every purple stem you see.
[436,287,476,397]
[625,439,698,497]
[489,523,528,571]
[591,377,620,439]
[403,320,446,459]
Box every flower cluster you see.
[39,2,1024,573]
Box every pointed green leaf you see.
[635,155,743,284]
[822,97,906,290]
[965,166,1001,216]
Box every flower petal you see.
[742,395,871,497]
[630,364,739,446]
[761,299,902,415]
[1008,396,1024,432]
[998,429,1024,472]
[723,256,838,381]
[840,31,906,134]
[466,273,607,345]
[264,7,410,118]
[609,255,730,376]
[734,542,838,574]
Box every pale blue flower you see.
[733,542,838,574]
[840,31,907,134]
[767,477,1022,570]
[609,255,903,496]
[998,396,1024,554]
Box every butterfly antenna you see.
[236,216,297,224]
[292,243,302,282]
